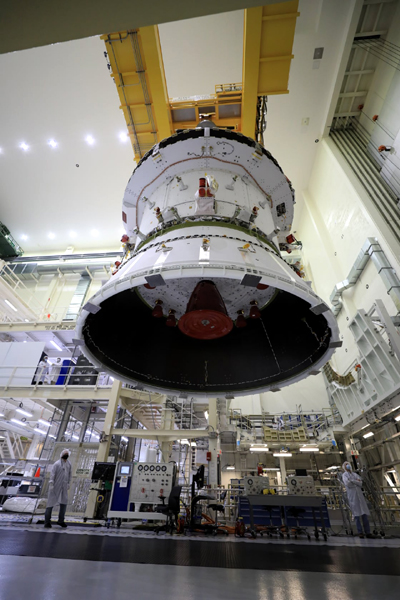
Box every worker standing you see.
[342,461,373,538]
[44,449,72,528]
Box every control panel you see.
[130,462,175,504]
[244,475,270,495]
[286,475,315,495]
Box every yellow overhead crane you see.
[102,1,299,163]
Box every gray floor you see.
[0,555,398,600]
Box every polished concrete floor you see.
[0,555,398,600]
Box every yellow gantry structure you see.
[241,0,299,137]
[103,1,299,162]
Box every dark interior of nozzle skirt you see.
[83,288,332,394]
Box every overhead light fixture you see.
[121,436,128,442]
[21,234,28,241]
[363,431,374,439]
[36,429,48,435]
[48,139,58,148]
[386,469,396,474]
[69,231,77,238]
[204,410,209,420]
[263,467,280,471]
[326,466,340,470]
[226,466,235,470]
[250,446,269,452]
[395,415,400,422]
[50,340,62,351]
[16,408,33,417]
[20,142,29,151]
[109,376,114,382]
[273,452,292,457]
[4,299,17,312]
[0,413,4,417]
[38,419,51,427]
[23,341,27,344]
[11,418,26,426]
[300,446,319,452]
[71,434,79,440]
[86,135,95,145]
[119,132,129,143]
[48,232,56,240]
[24,319,29,322]
[49,434,57,439]
[91,229,99,237]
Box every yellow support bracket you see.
[102,27,173,163]
[242,0,299,138]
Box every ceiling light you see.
[395,415,400,422]
[16,408,33,417]
[86,135,95,145]
[4,299,17,312]
[71,434,79,440]
[204,410,209,420]
[21,234,28,241]
[23,341,27,344]
[24,319,29,322]
[273,452,292,457]
[49,434,57,439]
[36,429,48,435]
[48,139,58,148]
[250,446,269,452]
[48,232,55,240]
[326,466,340,470]
[38,419,51,427]
[121,436,129,442]
[226,466,235,470]
[109,376,114,381]
[300,446,319,452]
[50,340,62,351]
[386,469,396,473]
[119,132,129,143]
[91,229,99,237]
[263,467,280,471]
[11,419,26,426]
[69,231,77,238]
[0,413,4,417]
[20,142,29,151]
[363,431,374,439]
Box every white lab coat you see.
[47,457,72,508]
[50,361,62,383]
[342,469,370,517]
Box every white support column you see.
[208,398,219,487]
[279,457,287,488]
[160,396,172,462]
[96,379,122,462]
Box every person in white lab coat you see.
[342,461,373,538]
[44,449,72,528]
[50,358,62,384]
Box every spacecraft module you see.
[76,122,340,397]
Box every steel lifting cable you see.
[356,37,400,63]
[354,39,400,72]
[350,117,400,188]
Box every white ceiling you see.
[0,0,355,256]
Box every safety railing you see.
[0,364,114,390]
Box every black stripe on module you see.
[0,531,399,576]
